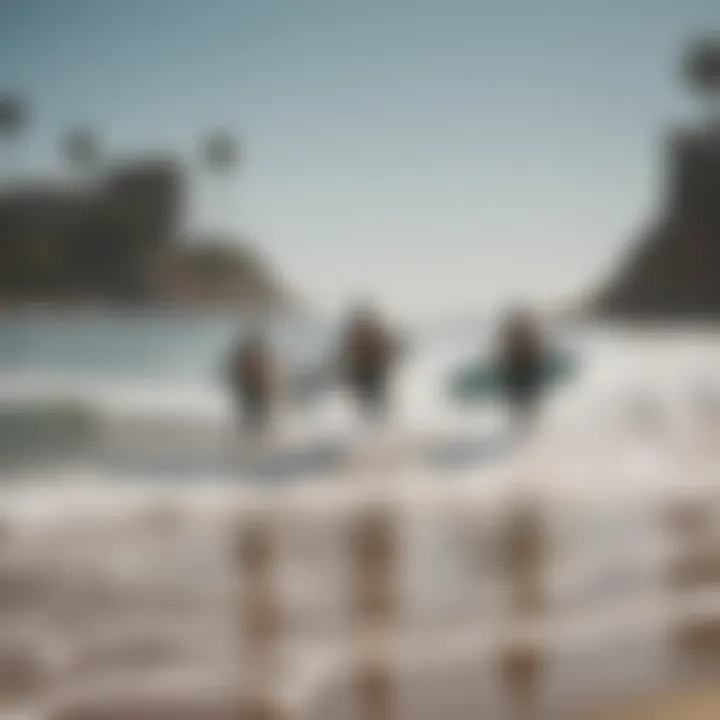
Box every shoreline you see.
[0,302,307,322]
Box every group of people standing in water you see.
[225,303,546,436]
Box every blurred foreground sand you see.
[581,686,720,720]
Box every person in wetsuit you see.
[227,331,276,434]
[340,305,398,422]
[498,308,544,428]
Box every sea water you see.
[1,313,720,717]
[1,312,719,476]
[0,311,502,477]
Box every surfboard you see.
[447,349,579,404]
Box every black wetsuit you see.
[345,325,392,421]
[236,383,267,432]
[500,326,543,425]
[229,345,272,433]
[349,362,388,419]
[501,359,541,416]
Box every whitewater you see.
[1,314,720,718]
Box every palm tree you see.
[684,39,720,123]
[0,94,26,134]
[201,130,239,173]
[0,94,30,293]
[198,129,241,238]
[0,93,29,179]
[60,126,101,182]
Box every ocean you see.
[0,312,338,474]
[0,311,504,477]
[1,313,720,718]
[1,312,719,480]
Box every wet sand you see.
[580,686,720,720]
[1,464,719,719]
[1,398,720,719]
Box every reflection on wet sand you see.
[1,460,720,719]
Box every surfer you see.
[498,308,544,429]
[226,330,276,435]
[339,303,399,422]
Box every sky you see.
[0,0,718,318]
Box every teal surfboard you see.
[448,349,579,404]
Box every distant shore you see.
[0,298,305,320]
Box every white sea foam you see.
[1,320,720,716]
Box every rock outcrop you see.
[595,129,720,319]
[0,157,293,313]
[594,40,720,321]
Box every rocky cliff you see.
[594,129,720,320]
[0,159,293,313]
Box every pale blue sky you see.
[1,0,717,317]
